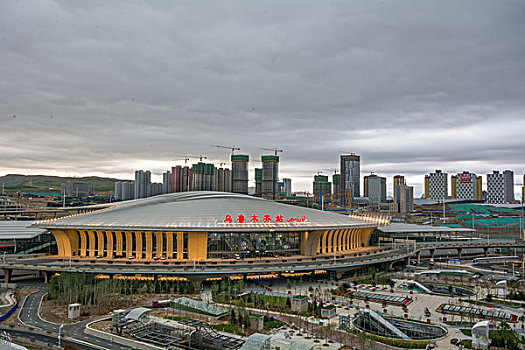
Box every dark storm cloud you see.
[1,0,524,195]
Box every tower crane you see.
[175,155,207,163]
[260,148,283,156]
[211,145,240,154]
[323,169,339,209]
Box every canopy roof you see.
[34,191,376,232]
[0,221,47,239]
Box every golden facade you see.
[50,227,375,260]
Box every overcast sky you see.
[1,0,524,196]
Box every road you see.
[1,327,102,350]
[17,290,136,350]
[0,247,412,279]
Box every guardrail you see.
[0,302,18,323]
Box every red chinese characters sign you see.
[223,214,306,223]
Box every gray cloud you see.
[1,0,524,196]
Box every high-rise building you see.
[282,178,292,197]
[450,175,457,198]
[217,168,231,192]
[313,175,331,205]
[487,170,514,204]
[332,173,342,205]
[454,172,478,200]
[393,175,413,213]
[150,183,163,196]
[114,181,135,201]
[134,170,151,199]
[254,168,262,197]
[192,162,216,191]
[261,155,279,200]
[231,155,249,194]
[171,165,192,192]
[340,154,360,206]
[522,174,525,202]
[162,171,171,194]
[504,170,515,202]
[364,174,386,205]
[424,175,430,199]
[114,181,122,200]
[427,170,448,200]
[476,176,483,200]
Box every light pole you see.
[58,323,63,349]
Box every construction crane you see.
[260,147,283,156]
[322,169,339,209]
[175,155,207,163]
[211,145,240,155]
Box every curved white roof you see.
[33,191,376,232]
[125,307,150,321]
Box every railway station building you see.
[34,192,378,261]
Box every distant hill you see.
[0,174,130,194]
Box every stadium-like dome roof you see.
[34,192,376,232]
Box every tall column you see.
[65,230,79,257]
[156,232,164,258]
[331,230,339,253]
[301,230,323,256]
[341,230,348,252]
[176,232,184,260]
[125,232,133,258]
[337,230,344,252]
[166,233,174,259]
[87,230,96,257]
[135,231,143,259]
[3,269,11,283]
[96,231,105,257]
[145,232,153,259]
[326,230,335,253]
[301,231,309,255]
[79,231,87,256]
[115,231,124,256]
[106,231,114,258]
[318,231,325,254]
[49,230,65,257]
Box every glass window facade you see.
[207,231,301,258]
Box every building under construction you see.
[340,153,360,206]
[231,154,249,194]
[261,155,279,200]
[254,168,262,197]
[313,175,331,205]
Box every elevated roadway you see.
[0,239,523,282]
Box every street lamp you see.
[58,323,64,349]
